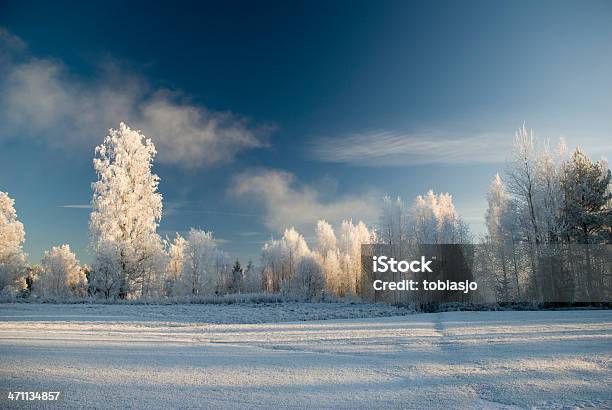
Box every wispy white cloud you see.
[230,169,379,233]
[0,27,26,56]
[0,28,270,167]
[311,128,612,167]
[310,130,511,166]
[238,231,262,237]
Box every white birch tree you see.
[89,122,165,299]
[175,229,217,296]
[165,233,187,296]
[290,255,325,300]
[0,191,27,296]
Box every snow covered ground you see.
[0,304,610,409]
[0,302,412,324]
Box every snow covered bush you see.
[0,191,28,297]
[37,245,87,298]
[89,123,166,299]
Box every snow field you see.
[0,304,610,409]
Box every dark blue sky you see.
[1,0,611,264]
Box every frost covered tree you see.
[259,220,378,298]
[282,227,311,283]
[339,219,375,295]
[261,238,284,292]
[484,174,522,301]
[37,245,87,298]
[503,125,550,298]
[559,149,611,300]
[411,191,439,244]
[241,260,262,293]
[25,264,43,295]
[318,249,343,296]
[483,124,612,302]
[89,123,166,299]
[314,220,345,296]
[374,190,472,304]
[229,259,243,293]
[290,255,325,300]
[175,229,217,296]
[506,124,542,246]
[0,191,27,296]
[503,125,572,247]
[378,194,411,302]
[379,195,409,246]
[165,233,187,296]
[560,149,611,244]
[214,250,233,294]
[499,125,592,300]
[486,177,510,253]
[436,193,470,243]
[376,190,472,248]
[535,140,567,243]
[164,229,237,297]
[409,190,470,244]
[315,220,337,256]
[261,227,311,293]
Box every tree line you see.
[481,126,610,303]
[0,123,609,302]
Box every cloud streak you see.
[0,28,269,167]
[311,128,612,167]
[58,204,92,209]
[230,169,379,233]
[310,130,512,166]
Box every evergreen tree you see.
[560,149,611,243]
[231,259,242,292]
